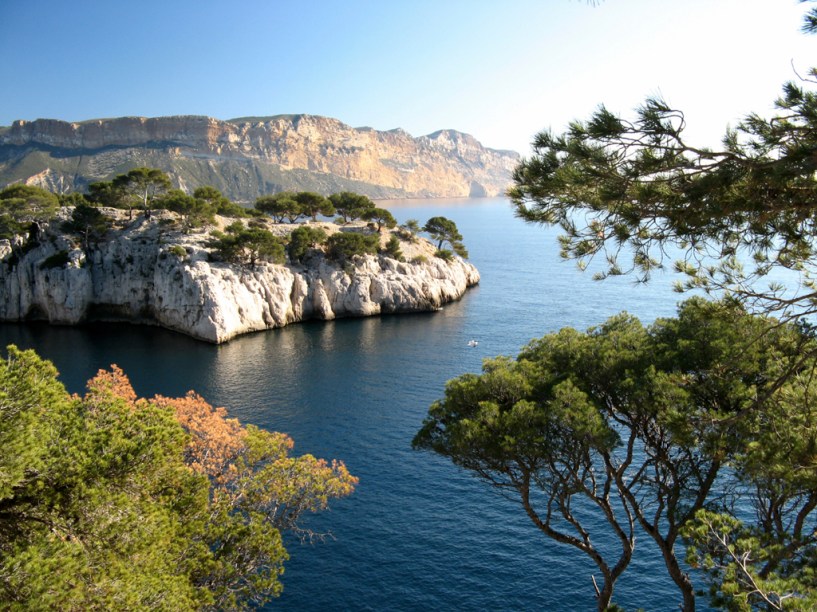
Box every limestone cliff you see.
[0,115,519,201]
[0,209,479,343]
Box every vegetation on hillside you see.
[0,170,470,269]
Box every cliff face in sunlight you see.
[0,115,519,200]
[0,208,480,343]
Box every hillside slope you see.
[0,115,519,201]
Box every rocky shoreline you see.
[0,208,480,343]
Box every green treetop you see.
[0,346,357,610]
[329,192,376,223]
[415,298,817,611]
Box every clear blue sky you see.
[0,0,812,154]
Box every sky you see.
[0,0,813,155]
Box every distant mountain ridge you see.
[0,114,519,201]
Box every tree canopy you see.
[209,221,286,269]
[0,346,356,609]
[255,192,303,223]
[418,7,817,610]
[423,216,468,258]
[415,298,817,610]
[111,167,172,217]
[329,192,376,223]
[508,80,817,324]
[362,207,397,232]
[326,231,380,263]
[161,189,216,231]
[287,225,328,264]
[0,185,59,241]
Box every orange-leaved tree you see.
[0,355,356,611]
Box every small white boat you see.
[467,339,479,347]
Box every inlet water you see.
[0,198,698,610]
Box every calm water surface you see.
[0,198,697,610]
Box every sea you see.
[0,197,702,611]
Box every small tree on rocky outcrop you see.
[326,232,379,263]
[209,221,286,269]
[361,207,397,232]
[329,192,375,223]
[161,189,216,232]
[423,216,468,259]
[111,167,172,219]
[399,219,421,243]
[0,184,60,246]
[287,226,327,264]
[63,203,113,252]
[255,192,303,223]
[383,234,404,261]
[193,186,248,218]
[294,191,335,221]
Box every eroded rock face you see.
[0,115,519,200]
[0,210,479,343]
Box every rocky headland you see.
[0,208,479,343]
[0,115,519,201]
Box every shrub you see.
[288,226,327,263]
[40,250,70,270]
[326,232,379,262]
[383,235,404,261]
[168,245,187,259]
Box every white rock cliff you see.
[0,210,480,343]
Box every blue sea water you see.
[0,198,698,610]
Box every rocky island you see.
[0,206,479,343]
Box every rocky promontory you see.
[0,209,479,343]
[0,115,519,201]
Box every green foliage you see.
[210,221,286,268]
[326,231,379,262]
[509,85,817,320]
[39,250,71,269]
[415,298,817,609]
[86,180,122,207]
[58,192,89,207]
[287,225,327,263]
[328,191,376,223]
[383,234,403,260]
[399,218,421,242]
[434,248,453,261]
[192,185,241,217]
[62,203,113,251]
[423,216,467,257]
[161,189,216,232]
[294,191,334,221]
[255,192,303,223]
[0,348,357,610]
[111,167,172,216]
[0,184,59,240]
[361,207,397,231]
[168,245,187,259]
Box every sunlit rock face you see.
[0,115,519,201]
[0,210,479,343]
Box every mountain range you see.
[0,114,520,201]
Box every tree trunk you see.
[659,538,696,611]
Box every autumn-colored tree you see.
[0,347,357,610]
